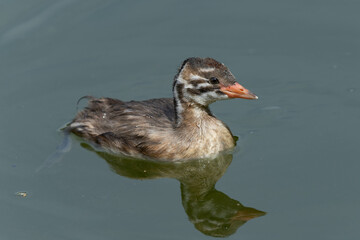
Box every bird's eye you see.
[209,77,219,84]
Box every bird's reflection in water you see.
[81,143,265,238]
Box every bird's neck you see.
[171,81,235,159]
[173,81,212,127]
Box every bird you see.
[67,57,258,161]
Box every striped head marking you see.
[173,57,257,107]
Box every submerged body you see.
[68,58,257,161]
[71,97,235,160]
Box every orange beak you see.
[220,82,258,100]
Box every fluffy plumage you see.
[68,57,257,160]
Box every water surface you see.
[1,0,359,239]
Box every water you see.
[1,0,359,239]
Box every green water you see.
[1,0,359,239]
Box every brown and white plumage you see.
[68,57,257,161]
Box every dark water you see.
[1,0,359,239]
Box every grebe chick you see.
[68,57,258,160]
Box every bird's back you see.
[69,97,176,158]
